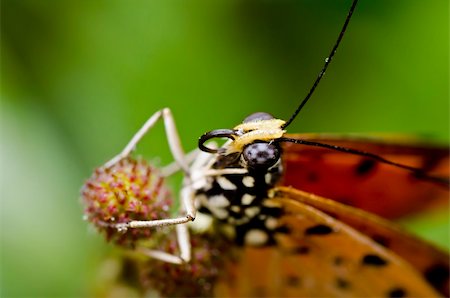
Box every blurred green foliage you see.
[1,0,448,297]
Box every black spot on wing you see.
[306,172,319,182]
[305,224,333,235]
[275,225,290,234]
[387,287,406,298]
[372,235,390,247]
[334,256,345,266]
[424,263,450,295]
[335,277,350,289]
[295,246,310,254]
[362,254,388,266]
[285,275,301,287]
[282,245,310,255]
[355,159,377,176]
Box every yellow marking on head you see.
[226,119,286,154]
[233,119,286,132]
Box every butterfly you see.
[81,0,449,296]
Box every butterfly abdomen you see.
[195,161,287,246]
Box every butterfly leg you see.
[104,108,190,176]
[136,224,191,264]
[161,149,200,177]
[103,108,197,262]
[125,186,195,263]
[104,107,195,218]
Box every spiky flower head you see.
[81,157,172,247]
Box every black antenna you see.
[282,0,359,129]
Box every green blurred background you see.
[1,0,448,297]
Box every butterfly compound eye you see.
[243,142,280,169]
[243,112,274,123]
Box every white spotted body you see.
[192,114,289,246]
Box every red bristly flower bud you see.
[81,157,172,247]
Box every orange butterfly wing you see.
[274,187,450,296]
[281,134,449,219]
[214,188,447,297]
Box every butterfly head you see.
[199,112,286,170]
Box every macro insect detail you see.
[195,113,288,246]
[81,0,450,297]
